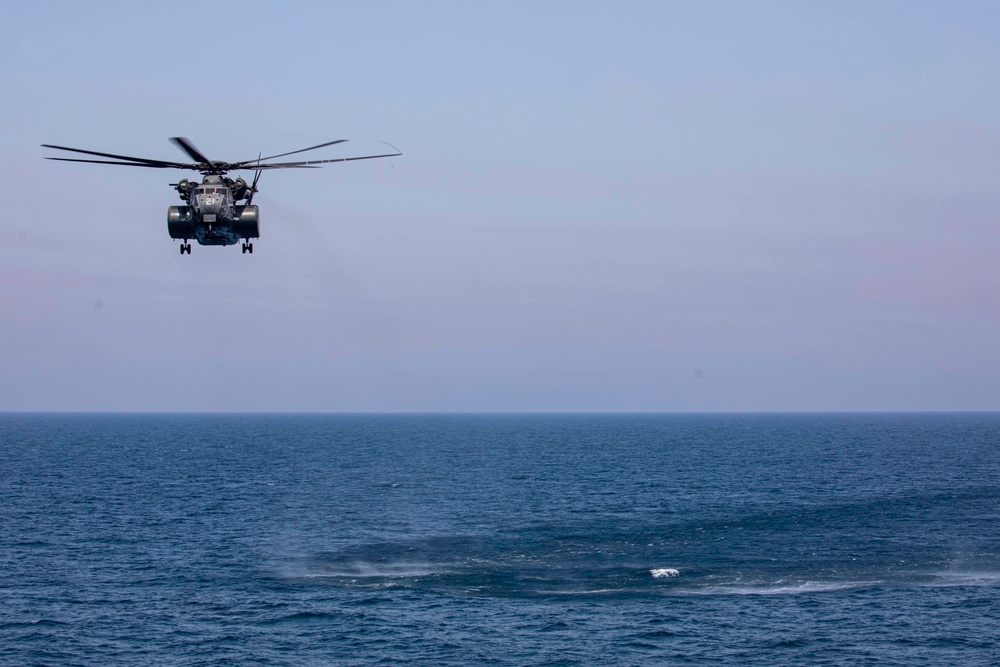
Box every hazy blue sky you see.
[3,1,1000,411]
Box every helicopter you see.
[42,137,401,254]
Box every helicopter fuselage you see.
[167,174,259,247]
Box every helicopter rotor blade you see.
[233,139,349,168]
[41,144,189,168]
[246,173,260,205]
[45,157,180,168]
[241,151,403,169]
[246,153,263,206]
[43,138,399,173]
[170,137,212,164]
[229,164,320,170]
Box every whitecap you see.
[650,568,680,578]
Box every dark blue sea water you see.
[1,413,999,665]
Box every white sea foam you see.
[923,571,1000,588]
[542,588,629,596]
[650,568,680,578]
[683,580,875,595]
[299,561,439,579]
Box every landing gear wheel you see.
[247,242,253,254]
[241,242,247,254]
[179,242,191,254]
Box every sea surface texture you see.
[1,413,999,665]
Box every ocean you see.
[1,413,998,665]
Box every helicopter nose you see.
[200,195,222,214]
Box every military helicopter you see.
[42,137,401,254]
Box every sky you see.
[2,1,1000,411]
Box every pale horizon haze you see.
[2,1,999,411]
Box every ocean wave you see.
[2,618,70,629]
[679,580,879,596]
[257,611,341,626]
[535,588,632,596]
[922,571,1000,588]
[286,560,441,580]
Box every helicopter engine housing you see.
[232,205,260,239]
[167,206,194,239]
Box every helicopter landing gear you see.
[179,242,191,254]
[242,242,253,254]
